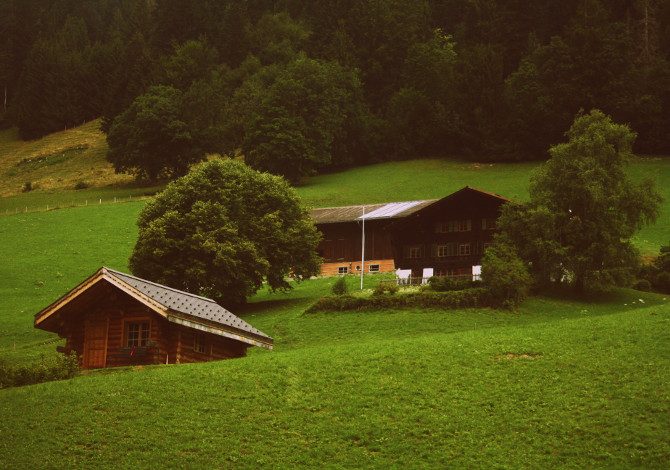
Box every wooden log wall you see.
[60,289,249,369]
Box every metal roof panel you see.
[358,200,427,220]
[105,268,271,340]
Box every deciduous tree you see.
[129,159,321,306]
[527,110,661,292]
[106,85,203,181]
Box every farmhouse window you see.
[194,334,206,353]
[481,218,496,230]
[436,220,471,232]
[458,243,472,256]
[436,243,456,257]
[457,219,472,231]
[405,245,423,259]
[338,266,348,274]
[126,321,150,347]
[435,222,449,233]
[369,264,380,272]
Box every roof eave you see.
[166,312,273,349]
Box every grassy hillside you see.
[1,279,668,467]
[0,120,667,251]
[0,124,668,466]
[0,120,133,198]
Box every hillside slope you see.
[0,142,668,466]
[0,120,131,197]
[1,291,668,468]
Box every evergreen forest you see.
[1,0,669,180]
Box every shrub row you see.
[427,276,482,292]
[0,352,79,389]
[306,288,491,313]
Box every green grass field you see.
[0,194,669,467]
[0,278,668,467]
[0,124,669,467]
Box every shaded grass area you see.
[0,159,668,466]
[0,185,161,214]
[0,292,668,468]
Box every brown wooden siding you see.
[391,190,506,276]
[314,189,507,278]
[315,220,395,276]
[61,290,249,369]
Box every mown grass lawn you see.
[0,286,668,468]
[0,201,668,467]
[0,136,668,467]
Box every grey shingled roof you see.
[106,268,271,340]
[310,199,436,224]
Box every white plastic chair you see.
[422,268,433,284]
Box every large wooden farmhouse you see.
[310,186,509,278]
[34,267,273,369]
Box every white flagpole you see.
[360,206,365,290]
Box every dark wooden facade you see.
[316,220,396,276]
[35,268,272,369]
[311,187,508,277]
[390,188,505,277]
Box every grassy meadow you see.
[0,120,132,197]
[0,123,669,467]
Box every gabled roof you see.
[34,267,273,349]
[309,186,509,225]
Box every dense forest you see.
[1,0,669,180]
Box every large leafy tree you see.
[520,110,661,292]
[106,85,204,181]
[129,159,321,306]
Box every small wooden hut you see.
[34,267,273,369]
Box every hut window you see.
[369,264,380,272]
[436,220,471,233]
[126,322,150,347]
[338,266,348,274]
[194,334,206,353]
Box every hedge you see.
[305,288,491,313]
[0,352,79,389]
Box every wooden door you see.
[83,316,108,368]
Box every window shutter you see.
[431,243,437,258]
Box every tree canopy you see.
[106,85,205,181]
[501,110,662,292]
[129,159,321,306]
[2,1,670,175]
